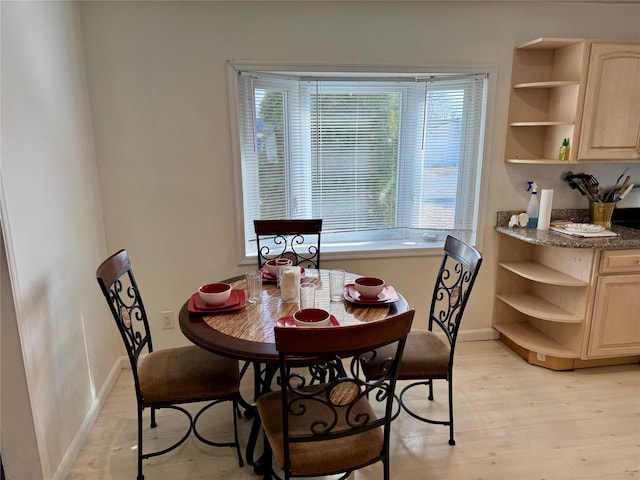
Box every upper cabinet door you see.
[578,42,640,161]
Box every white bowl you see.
[198,283,232,305]
[354,277,385,298]
[293,308,330,327]
[265,258,292,276]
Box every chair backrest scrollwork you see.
[96,250,152,387]
[429,235,483,351]
[273,310,414,474]
[254,219,323,269]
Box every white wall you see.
[0,2,121,478]
[1,1,639,478]
[80,1,640,346]
[1,226,42,480]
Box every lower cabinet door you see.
[588,274,640,357]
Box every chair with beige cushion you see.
[247,219,324,394]
[361,235,482,445]
[257,310,415,480]
[96,249,243,480]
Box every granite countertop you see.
[495,210,640,249]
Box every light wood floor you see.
[68,340,640,479]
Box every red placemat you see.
[187,290,246,313]
[276,315,339,327]
[260,267,306,283]
[343,284,399,306]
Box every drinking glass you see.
[329,269,345,302]
[245,271,263,303]
[299,283,316,309]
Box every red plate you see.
[276,315,339,327]
[259,267,277,282]
[188,290,246,313]
[259,267,306,283]
[343,284,399,306]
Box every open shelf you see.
[506,158,571,164]
[509,121,574,127]
[499,262,588,286]
[504,38,587,163]
[497,292,583,323]
[494,322,579,359]
[513,80,579,89]
[517,37,586,50]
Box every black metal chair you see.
[245,219,324,400]
[256,310,415,480]
[361,235,482,445]
[254,219,323,269]
[96,250,243,480]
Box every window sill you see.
[320,238,446,260]
[240,232,474,265]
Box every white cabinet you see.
[577,42,640,161]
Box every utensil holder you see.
[589,202,615,229]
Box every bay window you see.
[229,64,489,260]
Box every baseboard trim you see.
[458,328,499,342]
[52,356,127,480]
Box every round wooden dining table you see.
[178,268,410,476]
[178,269,410,364]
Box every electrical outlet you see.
[161,311,174,329]
[536,352,546,362]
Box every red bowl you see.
[198,282,232,305]
[265,258,292,276]
[354,277,385,298]
[293,308,330,327]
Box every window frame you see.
[228,62,495,264]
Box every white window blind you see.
[233,67,488,258]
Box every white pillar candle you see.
[280,266,300,303]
